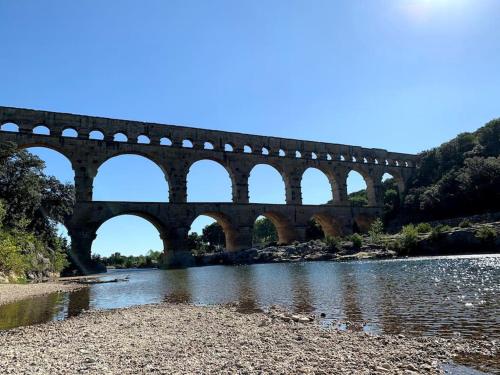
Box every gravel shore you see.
[0,282,84,306]
[0,303,497,374]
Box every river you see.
[1,254,499,341]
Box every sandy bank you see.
[0,282,84,306]
[0,303,497,374]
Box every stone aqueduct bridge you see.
[0,106,418,271]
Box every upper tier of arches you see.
[0,106,418,168]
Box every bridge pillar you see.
[67,227,101,275]
[74,167,96,201]
[284,169,303,205]
[168,166,188,203]
[231,166,250,204]
[228,225,253,250]
[161,226,195,268]
[332,168,349,205]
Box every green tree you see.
[252,217,278,245]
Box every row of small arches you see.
[1,122,411,167]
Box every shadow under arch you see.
[191,211,240,251]
[186,158,234,202]
[353,214,376,233]
[255,211,297,244]
[311,212,344,238]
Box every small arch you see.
[363,157,368,163]
[137,135,150,144]
[0,122,19,132]
[183,139,194,148]
[62,128,78,138]
[262,147,269,155]
[244,145,252,153]
[160,137,172,146]
[249,164,286,204]
[33,125,50,135]
[352,156,357,162]
[278,149,286,157]
[311,152,318,160]
[224,143,234,152]
[301,167,333,205]
[326,154,332,161]
[340,155,345,161]
[204,142,214,150]
[374,158,379,164]
[89,130,104,140]
[295,151,301,158]
[113,133,128,142]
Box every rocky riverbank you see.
[195,222,500,267]
[0,282,84,306]
[0,302,497,374]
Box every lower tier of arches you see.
[66,201,381,274]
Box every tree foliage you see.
[0,142,74,279]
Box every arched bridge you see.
[0,106,418,272]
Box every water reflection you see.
[1,255,499,342]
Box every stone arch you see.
[353,214,375,233]
[255,211,297,244]
[89,130,104,140]
[94,153,169,202]
[310,213,343,238]
[62,128,78,138]
[248,163,286,204]
[16,141,75,171]
[91,212,168,255]
[0,122,19,132]
[137,135,150,144]
[301,167,334,205]
[113,132,128,142]
[160,137,172,146]
[382,171,405,194]
[186,159,233,202]
[190,212,240,251]
[33,125,50,135]
[346,168,371,206]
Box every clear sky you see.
[1,0,499,256]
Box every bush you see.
[430,224,451,241]
[475,226,497,243]
[399,224,418,253]
[368,218,384,244]
[349,233,363,249]
[416,222,432,234]
[459,219,472,228]
[324,236,340,252]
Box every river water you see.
[1,254,499,341]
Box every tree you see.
[253,217,278,245]
[201,222,225,250]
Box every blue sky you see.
[1,0,499,256]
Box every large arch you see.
[22,146,75,184]
[93,154,169,202]
[187,159,233,202]
[255,211,296,245]
[346,169,369,207]
[189,212,239,251]
[91,214,166,257]
[249,164,286,204]
[310,213,343,238]
[301,167,334,205]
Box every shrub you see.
[475,226,497,243]
[459,219,472,228]
[324,236,340,252]
[430,224,451,240]
[399,224,418,253]
[416,222,432,234]
[350,233,363,249]
[368,218,384,244]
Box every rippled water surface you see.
[1,255,499,340]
